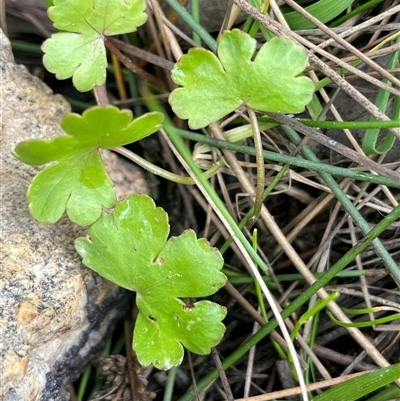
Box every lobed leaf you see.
[169,29,315,129]
[15,106,163,226]
[28,148,115,225]
[75,194,227,369]
[42,0,147,91]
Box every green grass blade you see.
[362,35,400,154]
[291,292,339,341]
[283,0,356,29]
[258,117,400,129]
[312,364,400,401]
[328,311,400,328]
[191,0,201,45]
[330,0,385,27]
[365,383,400,401]
[177,203,400,401]
[163,0,217,51]
[282,126,400,286]
[176,129,400,189]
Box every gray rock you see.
[0,29,145,401]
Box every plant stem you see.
[93,84,109,106]
[178,202,400,401]
[191,0,201,45]
[266,118,400,130]
[163,367,176,401]
[246,106,265,223]
[104,36,167,90]
[282,125,400,287]
[175,129,400,189]
[267,113,400,182]
[112,146,225,185]
[220,164,290,254]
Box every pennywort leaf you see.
[42,0,147,91]
[15,106,163,225]
[169,29,314,129]
[75,194,227,369]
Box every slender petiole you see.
[112,146,226,185]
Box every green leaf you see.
[75,194,227,369]
[169,29,314,129]
[42,0,147,91]
[15,106,163,225]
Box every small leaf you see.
[169,29,315,129]
[15,106,163,225]
[75,194,227,369]
[42,0,147,91]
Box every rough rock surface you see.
[0,29,145,401]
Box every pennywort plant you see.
[14,0,315,370]
[15,0,227,370]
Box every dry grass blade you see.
[233,0,400,138]
[229,371,373,401]
[282,0,400,88]
[267,112,400,182]
[208,123,396,381]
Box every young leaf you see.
[169,29,315,129]
[42,0,147,91]
[75,194,227,369]
[15,106,163,226]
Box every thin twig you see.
[266,112,400,182]
[317,5,400,49]
[104,37,168,90]
[229,371,373,401]
[211,348,235,401]
[294,23,400,36]
[210,122,396,382]
[108,37,175,70]
[283,0,400,88]
[233,0,400,138]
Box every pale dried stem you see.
[233,0,400,137]
[269,0,289,28]
[229,371,373,401]
[189,188,249,268]
[209,122,395,380]
[145,1,166,59]
[283,0,400,87]
[244,320,259,398]
[295,23,400,36]
[348,218,374,323]
[162,126,310,400]
[270,191,335,259]
[317,4,400,48]
[368,0,399,44]
[148,0,173,60]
